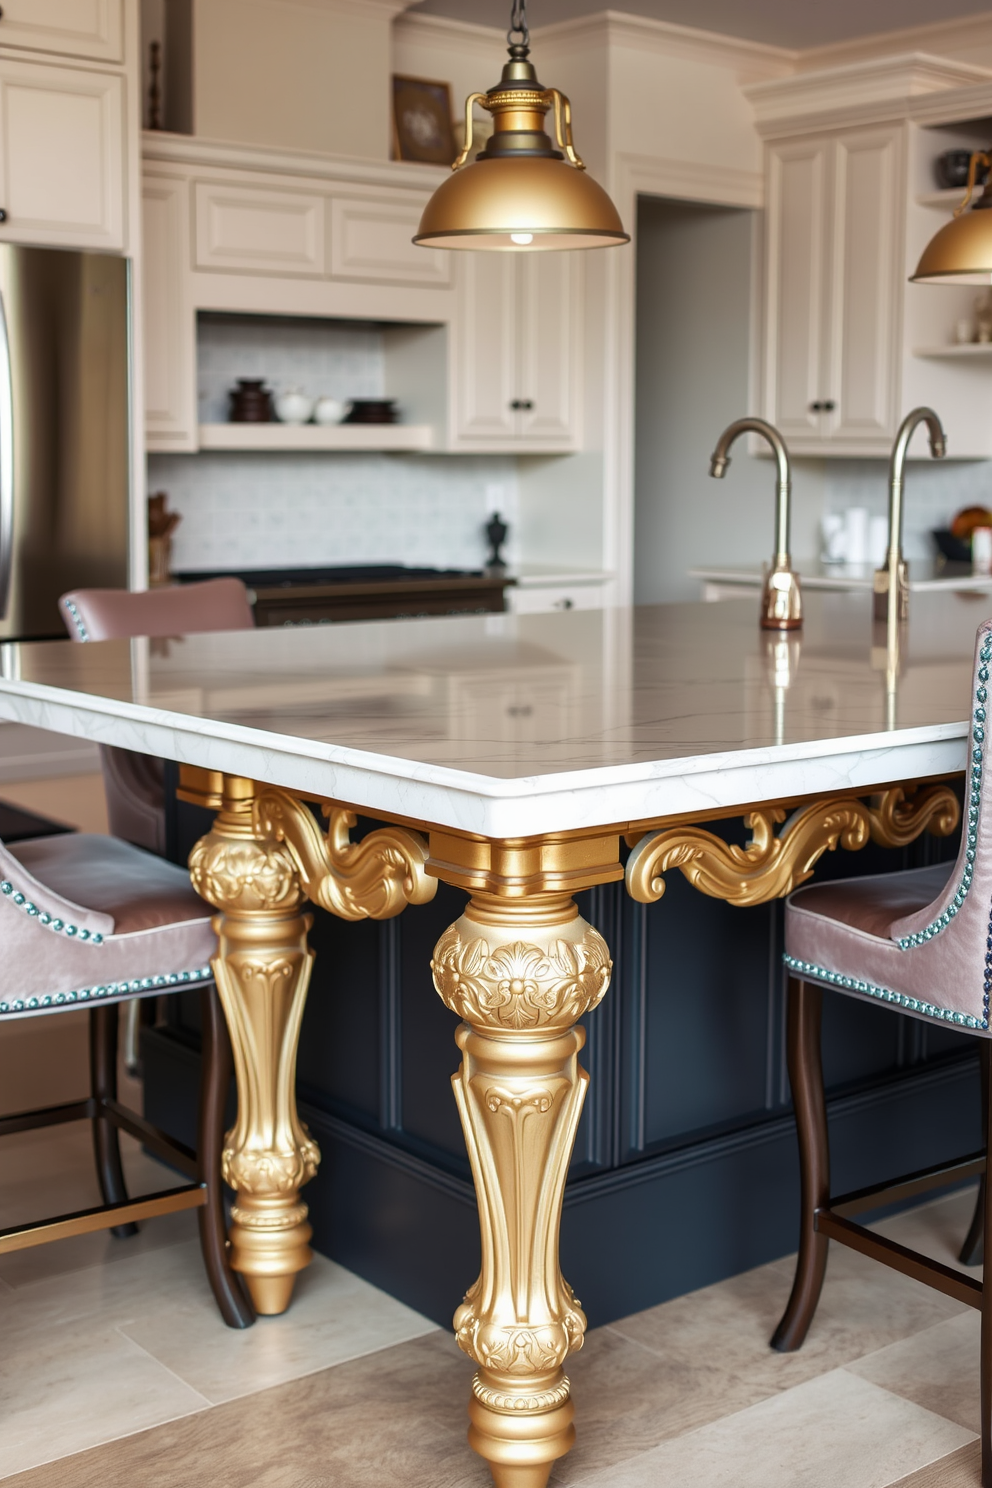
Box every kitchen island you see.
[0,588,983,1487]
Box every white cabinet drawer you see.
[509,584,605,615]
[0,0,122,63]
[0,59,123,248]
[329,196,450,287]
[194,182,325,276]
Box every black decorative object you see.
[229,380,273,423]
[485,511,508,574]
[936,149,990,190]
[343,399,398,425]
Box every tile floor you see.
[0,1112,985,1487]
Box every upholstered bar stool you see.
[59,578,255,853]
[0,825,253,1326]
[774,618,992,1480]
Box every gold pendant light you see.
[414,0,629,252]
[912,150,992,283]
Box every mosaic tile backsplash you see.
[151,312,520,574]
[825,459,992,561]
[149,452,520,573]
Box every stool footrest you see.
[816,1209,983,1309]
[831,1150,985,1219]
[0,1183,208,1254]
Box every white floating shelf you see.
[197,422,434,452]
[916,188,976,209]
[913,343,992,359]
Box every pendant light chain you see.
[507,0,529,50]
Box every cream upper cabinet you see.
[452,251,581,451]
[143,174,196,452]
[761,123,903,453]
[0,57,124,248]
[0,0,122,63]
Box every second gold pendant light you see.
[414,0,629,252]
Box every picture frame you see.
[392,74,456,166]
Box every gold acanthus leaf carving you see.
[625,798,873,907]
[432,928,611,1030]
[867,784,960,848]
[253,789,436,921]
[189,835,302,915]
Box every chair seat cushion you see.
[0,834,217,1016]
[10,834,204,934]
[785,861,991,1032]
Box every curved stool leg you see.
[89,1005,138,1240]
[197,984,254,1328]
[961,1043,989,1267]
[772,978,830,1352]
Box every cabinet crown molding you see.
[533,9,793,77]
[142,131,447,191]
[746,51,992,137]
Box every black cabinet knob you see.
[810,399,837,413]
[510,399,534,411]
[0,210,8,224]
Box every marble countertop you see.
[689,559,992,592]
[0,590,985,836]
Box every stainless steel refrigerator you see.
[0,245,129,640]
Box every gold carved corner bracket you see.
[253,786,437,921]
[625,783,960,908]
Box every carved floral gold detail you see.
[189,835,302,915]
[254,789,437,920]
[625,784,960,907]
[432,926,611,1030]
[433,896,611,1480]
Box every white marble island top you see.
[0,590,986,837]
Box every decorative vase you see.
[274,387,314,425]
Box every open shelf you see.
[196,422,434,452]
[916,188,974,208]
[913,343,992,359]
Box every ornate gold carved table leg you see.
[184,770,435,1316]
[429,833,620,1488]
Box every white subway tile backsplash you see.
[825,458,992,560]
[148,452,521,573]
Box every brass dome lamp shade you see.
[912,149,992,282]
[413,0,628,252]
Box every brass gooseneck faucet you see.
[873,407,946,623]
[709,416,801,630]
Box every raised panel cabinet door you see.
[328,196,451,287]
[0,0,122,63]
[828,125,904,446]
[193,182,324,276]
[762,137,831,443]
[143,176,196,451]
[0,59,123,248]
[451,252,517,443]
[515,251,581,447]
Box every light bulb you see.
[510,232,534,245]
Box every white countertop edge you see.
[0,681,969,838]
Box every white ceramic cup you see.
[313,396,349,425]
[973,526,992,575]
[844,506,870,566]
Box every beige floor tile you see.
[871,1186,984,1279]
[0,1331,489,1488]
[0,1319,208,1478]
[118,1247,438,1404]
[0,774,108,835]
[848,1312,981,1434]
[561,1369,975,1488]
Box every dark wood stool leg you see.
[772,978,830,1352]
[982,1042,992,1488]
[89,1004,138,1240]
[197,984,254,1328]
[961,1043,989,1267]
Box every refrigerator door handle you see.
[0,290,13,619]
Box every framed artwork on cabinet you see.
[392,75,456,165]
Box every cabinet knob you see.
[510,399,534,411]
[809,399,836,413]
[0,210,8,224]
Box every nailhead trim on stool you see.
[0,965,213,1016]
[61,598,88,641]
[0,878,105,943]
[783,952,988,1031]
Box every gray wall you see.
[634,197,822,604]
